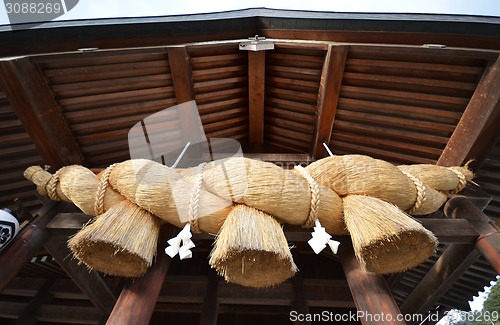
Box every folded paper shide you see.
[24,154,473,287]
[165,223,195,260]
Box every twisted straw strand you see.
[448,168,467,194]
[94,163,117,215]
[401,171,426,215]
[294,165,320,228]
[47,169,63,201]
[188,162,206,233]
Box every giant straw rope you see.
[24,154,473,286]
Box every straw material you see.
[398,164,473,191]
[200,157,345,233]
[343,195,438,273]
[24,165,125,215]
[108,159,231,234]
[305,155,417,211]
[209,204,298,288]
[68,199,161,277]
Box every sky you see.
[1,0,500,27]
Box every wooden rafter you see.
[438,53,500,167]
[312,45,348,158]
[248,51,266,151]
[0,57,86,169]
[166,46,206,146]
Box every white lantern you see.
[0,209,20,251]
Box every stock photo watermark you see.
[3,0,79,29]
[289,310,500,323]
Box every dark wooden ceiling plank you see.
[438,54,500,167]
[340,238,405,325]
[14,278,54,325]
[248,50,266,152]
[312,45,348,158]
[106,226,176,325]
[0,57,86,168]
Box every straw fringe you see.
[68,199,161,277]
[209,204,297,287]
[343,195,438,273]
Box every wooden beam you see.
[340,238,405,325]
[199,271,219,325]
[312,45,348,158]
[106,226,176,325]
[399,244,480,315]
[444,196,500,273]
[463,99,500,171]
[48,213,480,245]
[44,235,117,316]
[0,57,86,169]
[0,201,64,293]
[248,50,266,152]
[437,54,500,167]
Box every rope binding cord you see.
[400,171,426,215]
[188,162,206,234]
[294,165,320,228]
[94,163,117,215]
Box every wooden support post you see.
[340,238,405,325]
[44,235,117,316]
[312,45,348,158]
[0,57,86,169]
[444,196,500,273]
[199,270,219,325]
[248,50,266,152]
[400,244,480,315]
[291,273,311,325]
[106,226,176,325]
[437,54,500,167]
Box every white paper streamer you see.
[307,219,340,255]
[165,223,195,260]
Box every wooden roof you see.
[0,9,499,324]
